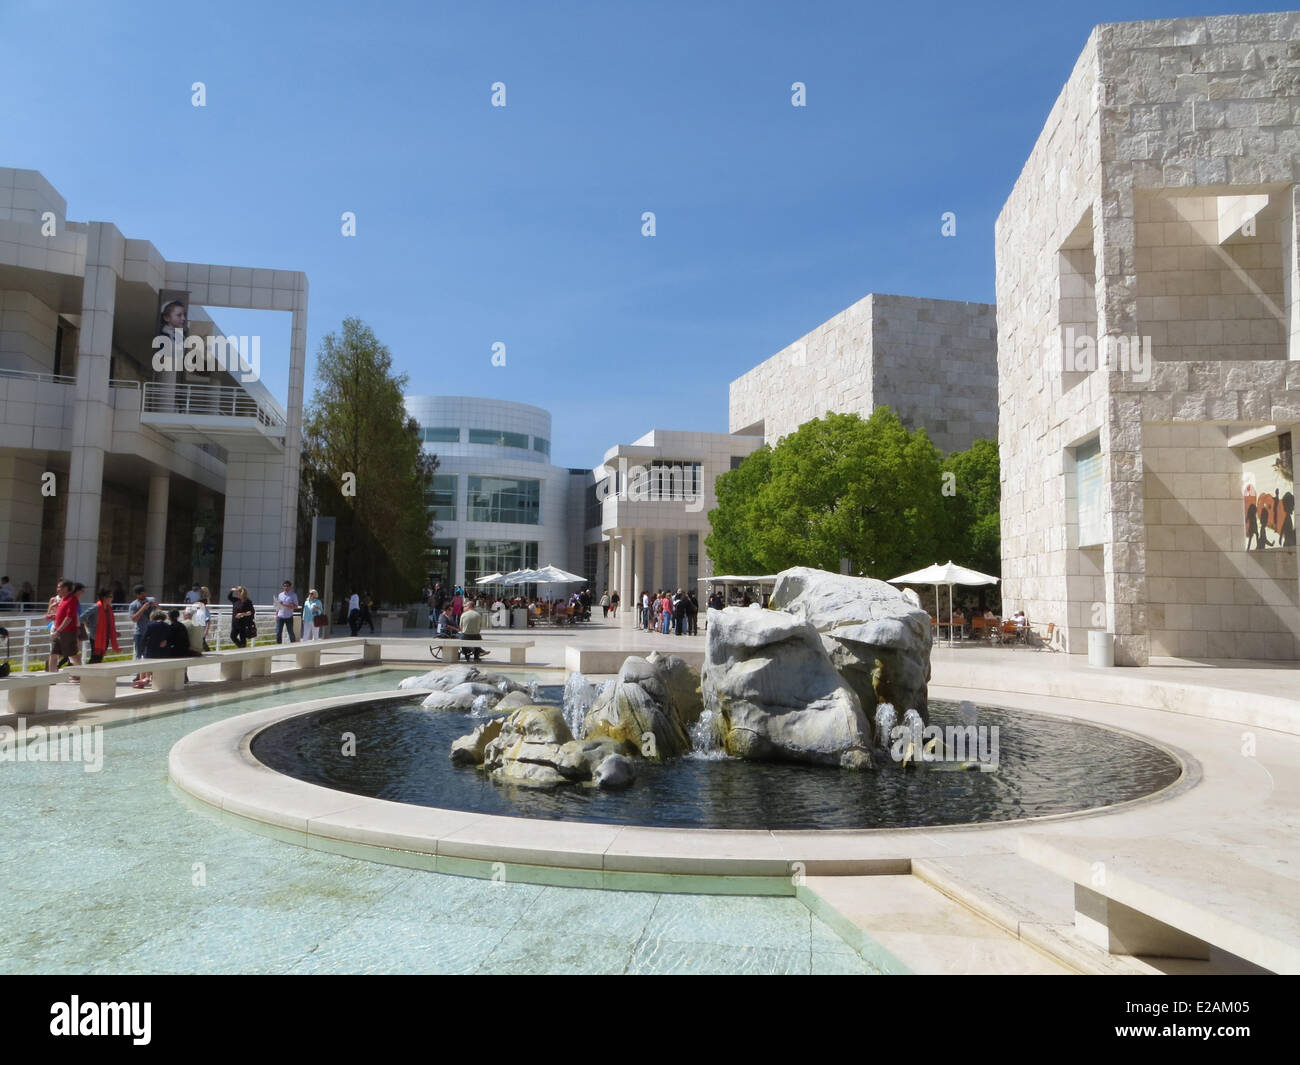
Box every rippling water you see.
[250,690,1183,831]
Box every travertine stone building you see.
[996,13,1300,664]
[729,292,998,454]
[0,167,307,603]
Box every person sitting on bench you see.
[458,599,488,662]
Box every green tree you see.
[298,318,437,604]
[941,437,1001,578]
[706,408,949,579]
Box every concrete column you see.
[1094,188,1148,666]
[455,536,466,589]
[631,532,644,627]
[676,532,689,592]
[279,294,308,578]
[651,532,663,594]
[0,456,46,589]
[144,474,170,595]
[62,222,124,585]
[618,537,632,628]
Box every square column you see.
[143,474,170,593]
[63,222,124,586]
[0,456,46,588]
[676,532,689,591]
[279,297,309,578]
[651,532,663,593]
[618,537,632,628]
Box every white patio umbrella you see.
[475,572,504,585]
[888,560,1000,647]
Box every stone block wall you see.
[729,293,997,454]
[1144,422,1299,659]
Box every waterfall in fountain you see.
[528,680,542,703]
[562,672,598,738]
[470,693,494,717]
[874,702,897,748]
[689,704,726,759]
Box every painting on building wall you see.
[153,290,190,371]
[1242,433,1295,550]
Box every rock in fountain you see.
[583,654,701,760]
[701,607,874,769]
[769,566,932,723]
[466,704,637,788]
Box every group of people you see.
[430,595,488,662]
[28,578,331,689]
[637,588,699,635]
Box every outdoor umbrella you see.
[888,561,1000,647]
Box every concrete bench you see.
[1020,834,1300,974]
[211,637,372,680]
[68,657,192,702]
[66,638,375,701]
[0,672,65,714]
[427,637,534,665]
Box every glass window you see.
[468,428,528,449]
[644,459,702,501]
[533,436,550,456]
[426,474,457,522]
[586,478,606,529]
[730,455,746,470]
[468,476,540,524]
[421,426,460,443]
[465,540,538,588]
[1075,437,1104,547]
[583,543,598,587]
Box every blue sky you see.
[0,0,1279,467]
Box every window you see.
[583,543,598,587]
[469,429,528,449]
[730,455,746,471]
[586,478,606,529]
[465,540,538,587]
[468,476,540,524]
[533,436,551,456]
[644,460,702,501]
[426,474,457,522]
[420,426,460,443]
[1075,437,1104,547]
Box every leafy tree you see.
[706,408,951,579]
[940,437,1001,600]
[298,318,437,604]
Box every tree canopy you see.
[706,408,1000,582]
[298,318,437,603]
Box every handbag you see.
[313,614,327,628]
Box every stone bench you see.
[427,637,534,665]
[67,657,193,702]
[1020,834,1300,974]
[211,637,372,680]
[66,638,375,702]
[0,672,65,714]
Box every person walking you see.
[609,590,619,618]
[47,579,82,677]
[687,590,699,635]
[229,586,256,648]
[359,591,376,634]
[599,589,610,618]
[82,588,120,664]
[673,589,686,636]
[275,580,300,644]
[347,590,362,636]
[191,594,212,651]
[450,587,464,626]
[302,589,324,641]
[640,590,650,630]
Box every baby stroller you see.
[0,627,9,678]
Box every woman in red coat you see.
[84,588,121,664]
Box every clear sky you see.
[0,0,1280,467]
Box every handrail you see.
[0,367,75,386]
[141,381,286,430]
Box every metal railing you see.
[0,604,325,672]
[141,381,285,430]
[0,367,76,386]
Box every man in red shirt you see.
[47,578,82,676]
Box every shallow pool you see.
[0,669,873,975]
[251,691,1184,830]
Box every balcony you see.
[139,381,286,453]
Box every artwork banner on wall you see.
[1241,432,1295,550]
